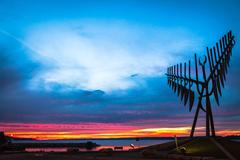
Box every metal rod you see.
[190,97,202,138]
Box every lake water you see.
[12,139,172,152]
[25,145,137,152]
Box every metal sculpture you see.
[166,31,235,137]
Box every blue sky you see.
[0,0,240,137]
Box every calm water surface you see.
[12,139,172,152]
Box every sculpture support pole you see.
[206,95,210,136]
[190,98,201,138]
[200,56,212,137]
[207,98,216,136]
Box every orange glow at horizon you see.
[5,127,191,140]
[1,122,239,140]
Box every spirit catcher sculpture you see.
[166,31,235,137]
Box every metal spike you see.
[170,66,173,87]
[213,47,222,96]
[189,90,194,112]
[167,67,169,85]
[183,62,188,105]
[184,86,189,106]
[172,81,176,93]
[214,83,220,106]
[169,67,171,85]
[216,42,226,85]
[171,67,174,90]
[174,82,177,94]
[188,60,193,110]
[227,31,231,44]
[210,48,220,105]
[180,85,185,101]
[174,65,177,92]
[220,40,227,80]
[216,76,222,96]
[223,36,230,68]
[179,63,185,101]
[224,34,228,49]
[177,64,180,96]
[177,83,181,97]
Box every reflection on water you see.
[26,148,66,152]
[13,139,171,146]
[26,145,141,152]
[19,139,172,152]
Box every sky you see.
[0,0,240,139]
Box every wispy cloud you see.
[24,21,202,92]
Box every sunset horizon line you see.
[3,127,240,140]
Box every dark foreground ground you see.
[0,151,153,160]
[1,137,239,160]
